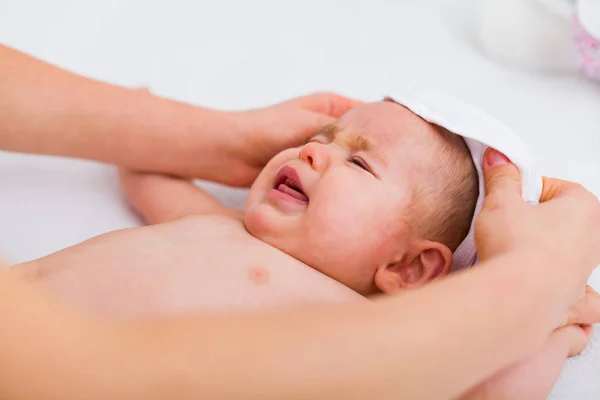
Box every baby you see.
[15,99,478,315]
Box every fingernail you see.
[486,148,510,167]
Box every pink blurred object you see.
[574,15,600,80]
[573,0,600,81]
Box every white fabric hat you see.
[387,92,543,270]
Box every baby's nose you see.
[299,142,328,172]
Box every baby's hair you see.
[382,97,478,251]
[409,125,479,252]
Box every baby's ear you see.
[374,241,452,295]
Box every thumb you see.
[483,148,523,202]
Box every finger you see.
[279,111,335,145]
[312,113,336,129]
[540,176,571,202]
[540,176,594,204]
[290,109,343,141]
[286,92,362,118]
[567,285,600,325]
[482,148,522,203]
[555,324,594,357]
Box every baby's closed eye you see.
[348,156,371,173]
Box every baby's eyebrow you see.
[313,123,343,142]
[346,133,372,153]
[312,123,387,166]
[313,123,372,150]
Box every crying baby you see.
[15,99,479,316]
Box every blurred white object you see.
[577,0,600,39]
[474,0,577,70]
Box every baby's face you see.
[245,101,440,294]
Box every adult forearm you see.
[0,271,113,400]
[0,252,560,400]
[0,45,234,178]
[109,252,558,400]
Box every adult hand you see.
[461,322,595,400]
[0,46,360,187]
[223,93,361,186]
[475,148,600,325]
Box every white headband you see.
[387,92,543,270]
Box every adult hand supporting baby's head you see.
[475,148,600,328]
[126,90,360,187]
[222,93,361,186]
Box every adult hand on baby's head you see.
[475,148,600,324]
[226,93,361,186]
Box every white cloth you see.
[388,92,543,270]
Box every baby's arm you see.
[119,169,243,224]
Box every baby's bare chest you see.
[18,216,362,316]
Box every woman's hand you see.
[475,148,600,325]
[469,148,600,400]
[461,287,598,400]
[125,91,360,186]
[0,45,359,187]
[219,93,361,186]
[460,322,595,400]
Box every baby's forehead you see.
[335,101,438,150]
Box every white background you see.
[0,0,599,398]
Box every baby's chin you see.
[244,184,309,240]
[244,203,309,260]
[243,205,263,237]
[243,202,284,243]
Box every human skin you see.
[245,102,455,296]
[2,153,599,400]
[1,43,600,400]
[14,102,454,315]
[0,44,359,186]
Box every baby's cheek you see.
[245,148,299,210]
[322,218,389,264]
[346,207,406,261]
[267,148,301,172]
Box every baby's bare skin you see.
[14,215,364,317]
[13,101,451,317]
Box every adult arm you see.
[2,150,600,400]
[102,253,598,400]
[0,44,359,186]
[0,251,595,400]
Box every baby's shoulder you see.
[147,214,300,264]
[164,214,247,237]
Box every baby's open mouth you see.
[274,166,309,204]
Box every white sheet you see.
[1,0,599,398]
